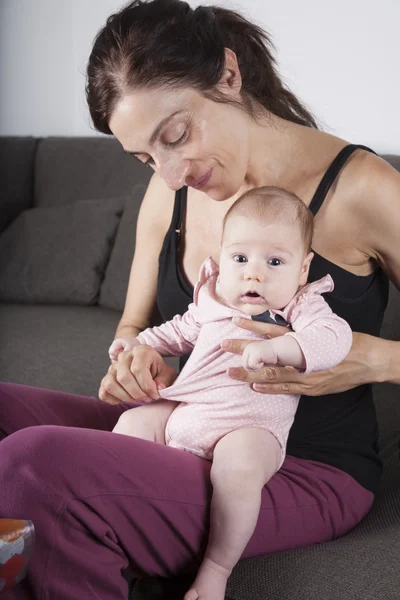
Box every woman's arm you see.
[99,173,179,404]
[115,172,175,339]
[224,325,391,396]
[354,154,400,384]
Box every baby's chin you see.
[237,303,269,316]
[224,297,270,316]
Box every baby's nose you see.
[245,264,265,282]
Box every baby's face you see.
[217,216,313,315]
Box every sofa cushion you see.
[0,198,124,305]
[98,184,148,311]
[0,304,121,396]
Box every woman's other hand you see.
[222,318,390,396]
[99,345,178,405]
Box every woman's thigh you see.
[0,381,138,437]
[0,424,374,598]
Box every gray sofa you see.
[1,136,400,600]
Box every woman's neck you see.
[243,114,346,198]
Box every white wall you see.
[0,0,399,153]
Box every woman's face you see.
[109,85,251,201]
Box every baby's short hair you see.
[222,186,314,252]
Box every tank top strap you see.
[173,186,188,235]
[308,144,376,216]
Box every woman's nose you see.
[157,158,190,191]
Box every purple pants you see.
[0,382,374,600]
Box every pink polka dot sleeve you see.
[285,280,353,375]
[137,304,201,357]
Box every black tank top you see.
[157,144,389,493]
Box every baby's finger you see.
[108,340,126,362]
[246,357,264,371]
[241,347,258,371]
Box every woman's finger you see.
[221,338,254,355]
[227,364,324,395]
[251,382,305,395]
[227,365,301,384]
[233,317,291,338]
[222,321,292,355]
[129,346,163,400]
[116,351,155,402]
[98,389,122,405]
[99,365,135,404]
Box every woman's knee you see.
[3,424,61,457]
[1,425,87,485]
[0,427,77,514]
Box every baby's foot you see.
[183,558,231,600]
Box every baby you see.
[109,186,352,600]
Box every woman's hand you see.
[221,318,391,396]
[99,344,178,405]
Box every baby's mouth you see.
[241,291,265,304]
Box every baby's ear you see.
[300,252,314,286]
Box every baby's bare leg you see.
[112,400,178,444]
[185,428,281,600]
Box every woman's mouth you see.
[191,169,213,190]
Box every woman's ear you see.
[299,252,314,286]
[217,48,242,97]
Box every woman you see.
[1,1,400,599]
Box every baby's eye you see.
[233,255,247,263]
[268,258,282,266]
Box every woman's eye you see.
[233,255,247,263]
[167,129,187,147]
[268,258,282,266]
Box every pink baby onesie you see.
[137,257,352,464]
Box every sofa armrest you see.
[0,137,37,234]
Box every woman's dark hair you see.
[86,0,318,134]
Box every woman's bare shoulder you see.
[344,149,400,200]
[139,172,175,233]
[343,149,400,281]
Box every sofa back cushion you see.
[0,198,124,305]
[382,154,400,173]
[0,136,37,233]
[34,137,151,208]
[98,185,148,312]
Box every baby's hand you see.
[242,340,278,371]
[108,337,140,363]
